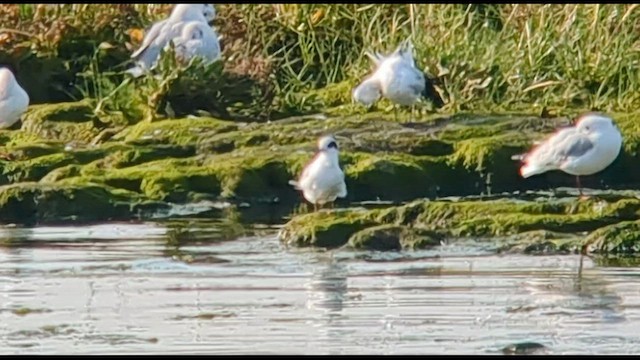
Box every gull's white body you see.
[353,41,427,107]
[0,68,29,129]
[128,4,216,77]
[520,113,622,178]
[289,136,347,206]
[172,21,221,65]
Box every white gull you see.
[352,39,444,117]
[127,4,216,77]
[172,21,221,65]
[0,67,29,129]
[516,113,623,197]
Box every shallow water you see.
[1,220,640,355]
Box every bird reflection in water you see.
[514,255,625,327]
[304,255,351,353]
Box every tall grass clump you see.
[0,4,638,121]
[241,4,640,113]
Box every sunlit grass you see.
[0,4,638,119]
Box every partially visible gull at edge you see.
[0,67,29,130]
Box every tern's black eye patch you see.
[327,141,338,149]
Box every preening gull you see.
[515,113,623,197]
[353,38,444,118]
[289,135,348,211]
[127,4,217,77]
[172,20,221,65]
[0,67,29,129]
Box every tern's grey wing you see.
[131,19,167,59]
[560,135,594,159]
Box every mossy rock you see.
[347,224,443,251]
[118,117,238,146]
[21,100,94,124]
[281,196,640,252]
[497,230,582,255]
[0,182,138,225]
[279,209,378,248]
[583,220,640,254]
[0,148,109,185]
[19,103,100,144]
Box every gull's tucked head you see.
[183,21,206,40]
[202,4,216,22]
[0,67,17,87]
[575,113,617,135]
[172,4,215,22]
[352,78,381,107]
[317,135,339,152]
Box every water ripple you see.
[1,222,640,354]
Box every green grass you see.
[0,4,638,120]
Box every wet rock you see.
[583,220,640,254]
[0,182,139,224]
[347,224,443,251]
[279,209,377,248]
[280,196,640,253]
[3,99,640,241]
[497,230,582,255]
[501,341,548,355]
[20,101,100,144]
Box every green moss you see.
[0,182,136,224]
[40,164,83,183]
[583,220,640,254]
[279,209,378,248]
[71,157,219,201]
[449,133,528,175]
[344,153,437,200]
[350,131,454,156]
[16,101,101,144]
[282,197,640,251]
[119,117,238,146]
[309,80,357,108]
[21,100,94,124]
[497,230,582,255]
[0,146,111,185]
[140,173,221,202]
[0,130,47,147]
[203,150,305,200]
[409,198,635,237]
[4,100,640,238]
[5,143,63,160]
[347,224,443,251]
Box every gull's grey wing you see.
[131,19,168,59]
[560,136,594,159]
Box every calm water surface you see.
[1,219,640,355]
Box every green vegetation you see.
[0,5,640,255]
[0,4,638,119]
